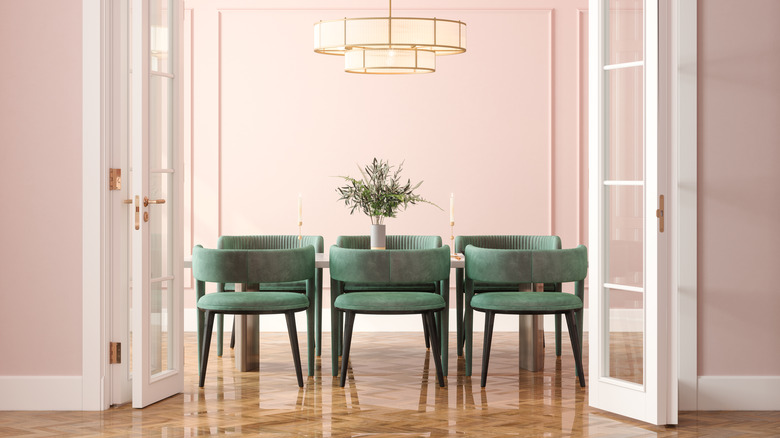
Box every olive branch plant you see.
[336,158,442,225]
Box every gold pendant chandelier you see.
[314,1,466,74]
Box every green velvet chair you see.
[334,235,448,374]
[215,235,324,357]
[193,244,316,387]
[329,245,451,387]
[464,245,587,387]
[454,235,563,357]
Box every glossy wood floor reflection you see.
[2,332,780,437]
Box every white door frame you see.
[81,0,697,411]
[672,0,697,411]
[82,0,109,411]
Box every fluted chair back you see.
[336,235,442,250]
[455,235,561,252]
[219,235,324,251]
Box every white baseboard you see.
[183,308,640,333]
[0,376,83,411]
[697,376,780,410]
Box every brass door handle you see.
[656,194,665,233]
[144,196,166,207]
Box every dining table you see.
[185,252,545,373]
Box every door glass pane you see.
[149,171,172,279]
[607,67,644,181]
[606,287,644,384]
[150,0,172,74]
[126,169,134,376]
[148,0,174,381]
[602,0,645,387]
[150,279,173,376]
[149,74,173,280]
[128,277,133,375]
[606,186,643,288]
[149,75,172,170]
[608,0,643,65]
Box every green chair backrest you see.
[454,235,561,253]
[215,235,323,291]
[192,245,315,284]
[330,246,451,284]
[336,235,442,250]
[464,245,587,284]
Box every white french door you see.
[130,0,184,408]
[588,0,675,425]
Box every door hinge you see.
[109,168,122,190]
[110,342,122,364]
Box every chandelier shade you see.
[345,48,436,74]
[314,17,466,56]
[314,3,466,74]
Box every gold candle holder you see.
[298,221,303,248]
[450,221,461,259]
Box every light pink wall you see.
[183,0,589,308]
[0,1,83,375]
[4,0,768,383]
[698,0,780,376]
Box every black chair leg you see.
[199,310,216,388]
[481,311,496,387]
[423,312,445,387]
[422,314,431,349]
[458,316,466,357]
[229,318,235,350]
[339,311,356,387]
[284,311,304,388]
[565,310,586,387]
[337,312,344,357]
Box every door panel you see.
[589,0,673,425]
[132,0,183,408]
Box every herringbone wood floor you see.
[1,331,779,436]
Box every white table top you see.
[183,252,465,269]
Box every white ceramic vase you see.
[370,224,386,250]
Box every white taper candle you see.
[450,193,454,223]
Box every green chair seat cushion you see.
[471,292,583,313]
[335,292,445,313]
[198,291,309,313]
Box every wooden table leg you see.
[234,283,260,372]
[518,283,545,372]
